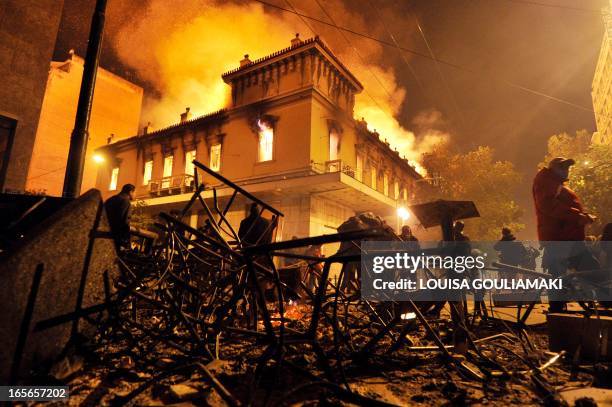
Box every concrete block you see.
[547,313,612,361]
[0,189,118,383]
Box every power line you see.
[283,0,394,122]
[312,0,396,102]
[283,0,317,36]
[491,0,602,13]
[253,0,437,60]
[406,2,469,133]
[365,0,430,102]
[367,0,486,192]
[252,0,604,117]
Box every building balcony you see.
[143,174,195,198]
[136,164,405,216]
[323,159,355,178]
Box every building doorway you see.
[0,115,17,191]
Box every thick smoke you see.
[109,0,448,165]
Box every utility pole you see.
[62,0,107,198]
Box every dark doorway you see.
[0,115,17,191]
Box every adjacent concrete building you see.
[592,0,612,145]
[0,0,64,192]
[95,36,422,252]
[26,52,143,196]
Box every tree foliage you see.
[420,144,524,240]
[542,130,611,235]
[131,199,156,230]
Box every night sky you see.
[54,0,607,237]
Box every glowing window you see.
[210,144,221,172]
[162,155,173,188]
[329,129,339,161]
[403,187,408,201]
[109,167,119,191]
[394,181,400,199]
[143,160,153,186]
[257,120,274,162]
[356,155,363,181]
[371,166,377,189]
[383,173,389,196]
[185,149,196,175]
[163,155,173,178]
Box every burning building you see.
[26,51,143,196]
[94,35,421,249]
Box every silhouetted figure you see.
[337,212,393,291]
[304,244,323,293]
[601,223,612,270]
[238,203,273,247]
[105,184,135,250]
[600,223,612,309]
[533,157,598,312]
[470,248,488,321]
[400,225,420,251]
[281,235,302,267]
[239,203,276,301]
[493,227,528,266]
[453,221,471,255]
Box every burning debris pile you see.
[26,162,609,406]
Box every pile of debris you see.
[7,161,611,406]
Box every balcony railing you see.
[324,159,355,178]
[320,159,410,203]
[148,174,195,196]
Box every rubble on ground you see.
[11,162,612,406]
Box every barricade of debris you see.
[7,161,611,406]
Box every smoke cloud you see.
[109,0,449,165]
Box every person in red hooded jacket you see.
[532,157,598,312]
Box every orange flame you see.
[109,0,448,170]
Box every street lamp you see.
[397,206,410,222]
[396,206,410,234]
[92,153,105,163]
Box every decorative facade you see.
[94,35,422,251]
[592,0,612,145]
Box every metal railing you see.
[322,159,356,178]
[148,174,195,196]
